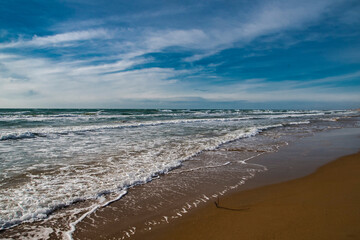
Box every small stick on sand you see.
[214,196,219,208]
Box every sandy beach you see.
[144,152,360,240]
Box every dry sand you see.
[142,152,360,240]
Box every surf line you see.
[64,189,127,240]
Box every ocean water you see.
[0,109,358,238]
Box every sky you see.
[0,0,359,109]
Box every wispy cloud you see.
[198,71,360,102]
[140,0,341,61]
[0,29,111,48]
[145,29,209,50]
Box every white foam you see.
[171,161,231,174]
[17,227,53,240]
[65,189,127,240]
[286,120,311,125]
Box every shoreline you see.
[138,132,360,240]
[143,151,360,240]
[1,123,359,239]
[73,127,360,240]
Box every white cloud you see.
[0,29,111,48]
[31,29,111,45]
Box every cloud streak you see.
[0,29,111,48]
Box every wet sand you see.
[145,151,360,240]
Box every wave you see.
[0,117,249,141]
[0,132,44,141]
[282,120,311,126]
[1,109,351,123]
[0,114,322,142]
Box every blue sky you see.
[0,0,359,109]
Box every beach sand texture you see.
[146,152,360,240]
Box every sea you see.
[0,109,359,239]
